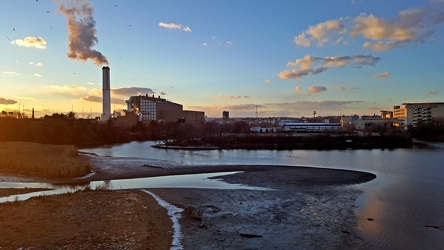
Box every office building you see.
[393,102,444,129]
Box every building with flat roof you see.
[340,115,397,130]
[393,102,444,129]
[126,95,204,124]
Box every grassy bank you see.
[0,142,92,179]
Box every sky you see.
[0,0,443,118]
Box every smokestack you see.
[101,66,111,121]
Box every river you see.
[81,141,444,250]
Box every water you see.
[81,141,444,249]
[0,172,270,203]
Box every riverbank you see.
[0,189,172,249]
[0,163,376,249]
[158,133,413,150]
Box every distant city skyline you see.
[1,0,443,118]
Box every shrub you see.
[0,142,92,179]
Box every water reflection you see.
[0,172,271,203]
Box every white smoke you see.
[58,0,108,66]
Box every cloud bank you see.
[0,97,17,105]
[188,100,364,117]
[112,87,156,97]
[295,3,444,51]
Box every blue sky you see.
[1,0,443,118]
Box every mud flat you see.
[148,166,375,249]
[0,163,375,249]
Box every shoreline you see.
[1,162,376,249]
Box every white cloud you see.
[335,86,359,92]
[45,85,88,96]
[308,86,327,94]
[112,87,156,96]
[372,72,390,78]
[34,73,43,77]
[295,86,302,94]
[30,62,44,67]
[264,79,271,84]
[217,95,250,100]
[226,41,233,45]
[11,37,47,49]
[294,3,444,51]
[159,22,192,32]
[295,19,345,47]
[13,96,39,102]
[3,71,19,75]
[279,54,380,80]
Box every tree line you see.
[0,112,250,147]
[1,112,443,147]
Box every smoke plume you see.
[58,0,108,66]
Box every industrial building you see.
[340,115,397,130]
[126,95,204,124]
[282,120,341,132]
[393,102,444,129]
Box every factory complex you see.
[2,66,443,133]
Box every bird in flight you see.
[12,28,15,31]
[114,4,117,7]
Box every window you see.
[140,99,157,121]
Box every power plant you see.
[101,66,111,121]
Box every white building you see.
[393,102,444,129]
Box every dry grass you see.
[0,142,92,179]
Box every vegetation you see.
[409,117,444,142]
[0,142,91,179]
[6,112,442,150]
